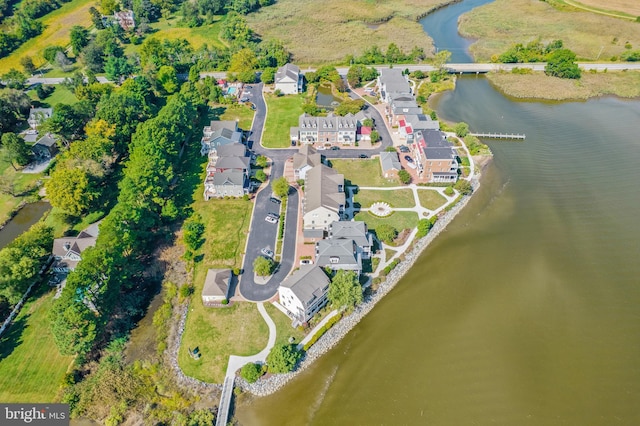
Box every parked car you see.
[404,155,414,163]
[399,145,410,153]
[330,146,340,150]
[265,215,277,224]
[359,154,368,158]
[240,97,249,102]
[270,196,281,204]
[268,212,280,219]
[300,259,313,265]
[261,248,274,258]
[406,161,417,169]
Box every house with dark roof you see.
[203,141,250,199]
[292,145,322,180]
[315,238,362,275]
[202,269,231,305]
[413,130,459,183]
[275,63,303,95]
[278,265,330,324]
[379,151,402,179]
[200,120,242,156]
[303,164,345,238]
[32,133,58,160]
[328,221,373,259]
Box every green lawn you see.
[218,104,255,131]
[178,302,268,383]
[262,94,305,148]
[416,189,447,210]
[354,188,415,209]
[28,85,78,107]
[264,303,306,347]
[0,165,44,226]
[330,158,398,187]
[0,0,95,70]
[354,211,419,234]
[0,285,75,402]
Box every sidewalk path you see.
[297,310,340,350]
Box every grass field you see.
[354,210,419,234]
[218,104,255,131]
[0,0,94,71]
[416,188,447,210]
[28,85,78,107]
[486,71,640,100]
[0,285,75,402]
[0,162,44,225]
[459,0,640,62]
[178,302,268,383]
[246,0,447,64]
[354,188,415,209]
[262,94,305,148]
[563,0,640,19]
[330,158,399,187]
[263,303,305,347]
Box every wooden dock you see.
[470,133,526,140]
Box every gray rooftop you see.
[304,164,344,214]
[418,130,456,160]
[292,145,322,171]
[299,113,359,131]
[379,68,411,98]
[315,239,362,271]
[379,151,402,173]
[329,221,371,248]
[212,170,246,186]
[52,221,101,259]
[275,63,301,83]
[216,142,246,157]
[202,269,231,299]
[35,133,57,147]
[280,265,330,307]
[405,114,440,131]
[215,156,250,170]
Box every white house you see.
[278,265,330,324]
[275,63,303,95]
[292,144,322,180]
[303,164,345,238]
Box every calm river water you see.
[236,1,640,424]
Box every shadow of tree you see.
[0,313,29,363]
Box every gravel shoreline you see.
[236,175,482,396]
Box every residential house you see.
[413,130,459,183]
[200,120,242,156]
[390,99,422,125]
[28,107,52,129]
[377,68,412,104]
[379,151,402,178]
[203,143,250,200]
[202,269,231,305]
[52,222,100,273]
[275,63,303,95]
[356,126,372,141]
[328,221,373,259]
[398,114,440,142]
[303,164,345,238]
[278,265,330,324]
[315,238,362,276]
[296,112,364,146]
[32,133,58,160]
[292,145,322,180]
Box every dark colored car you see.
[399,145,410,153]
[270,196,281,204]
[359,154,368,158]
[404,155,414,162]
[330,146,340,150]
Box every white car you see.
[261,248,274,258]
[265,215,277,224]
[300,259,313,265]
[406,161,417,170]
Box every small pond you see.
[316,84,342,110]
[0,201,51,250]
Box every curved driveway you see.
[238,81,393,302]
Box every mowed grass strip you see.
[0,286,74,403]
[564,0,640,18]
[354,210,419,233]
[459,0,640,62]
[331,158,399,187]
[178,302,268,383]
[416,188,447,210]
[263,303,305,347]
[354,188,415,208]
[0,0,95,71]
[261,94,305,148]
[219,104,255,131]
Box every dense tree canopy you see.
[328,270,362,309]
[266,344,301,373]
[1,132,32,170]
[545,48,581,79]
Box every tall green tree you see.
[0,132,32,170]
[157,65,179,93]
[328,270,363,309]
[266,344,301,373]
[545,48,581,79]
[1,68,26,90]
[69,26,90,57]
[253,256,274,276]
[272,176,289,198]
[47,167,96,216]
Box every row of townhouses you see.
[290,111,367,146]
[377,68,459,183]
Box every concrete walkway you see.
[297,309,340,350]
[216,302,276,426]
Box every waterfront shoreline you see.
[236,166,487,397]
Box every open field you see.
[416,188,447,210]
[331,158,399,187]
[354,188,415,209]
[0,164,44,225]
[262,94,305,148]
[0,0,94,71]
[564,0,640,18]
[28,85,78,107]
[0,286,75,403]
[246,0,449,64]
[459,0,640,62]
[178,302,268,383]
[354,210,419,234]
[486,71,640,100]
[218,104,255,131]
[263,303,305,347]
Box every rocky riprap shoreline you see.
[237,177,480,397]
